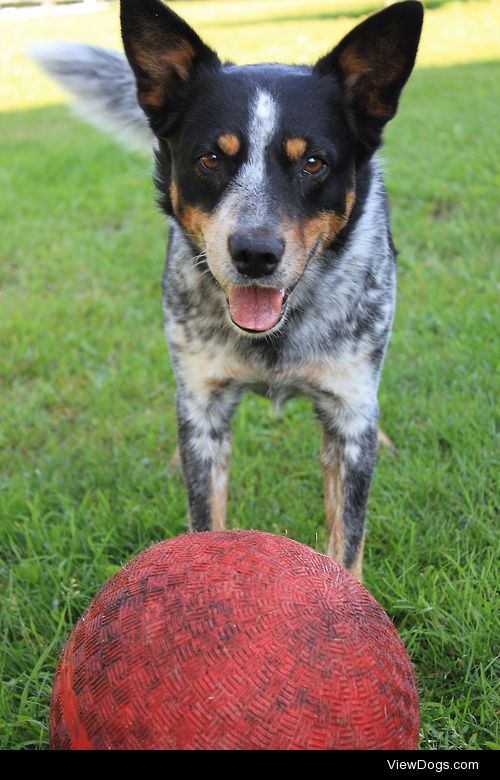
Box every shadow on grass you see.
[199,0,472,30]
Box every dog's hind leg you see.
[378,428,396,454]
[175,385,243,532]
[168,446,181,470]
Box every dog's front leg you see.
[176,384,242,532]
[317,402,379,581]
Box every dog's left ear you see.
[315,1,423,151]
[120,0,220,134]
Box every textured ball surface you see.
[50,530,419,750]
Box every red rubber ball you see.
[50,530,419,750]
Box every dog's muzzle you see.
[226,230,287,332]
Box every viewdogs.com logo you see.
[387,760,480,773]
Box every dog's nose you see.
[228,232,285,278]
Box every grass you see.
[0,0,498,751]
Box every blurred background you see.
[1,1,498,750]
[2,0,500,109]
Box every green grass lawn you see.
[1,0,498,750]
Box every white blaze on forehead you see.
[203,89,279,268]
[238,89,278,192]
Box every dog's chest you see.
[172,331,377,410]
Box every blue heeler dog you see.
[32,0,424,579]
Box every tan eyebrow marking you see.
[285,137,308,162]
[217,133,241,157]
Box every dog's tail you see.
[29,42,154,153]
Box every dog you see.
[32,0,423,580]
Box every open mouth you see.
[227,285,289,333]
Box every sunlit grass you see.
[1,0,500,111]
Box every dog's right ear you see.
[120,0,220,135]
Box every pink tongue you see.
[228,286,285,332]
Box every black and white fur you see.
[32,1,424,579]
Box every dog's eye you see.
[199,153,220,171]
[303,156,326,175]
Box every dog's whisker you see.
[167,251,209,285]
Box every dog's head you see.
[121,0,423,336]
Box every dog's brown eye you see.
[303,156,326,175]
[200,153,220,171]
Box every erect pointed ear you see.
[120,0,220,134]
[314,1,423,150]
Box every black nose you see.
[228,232,285,278]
